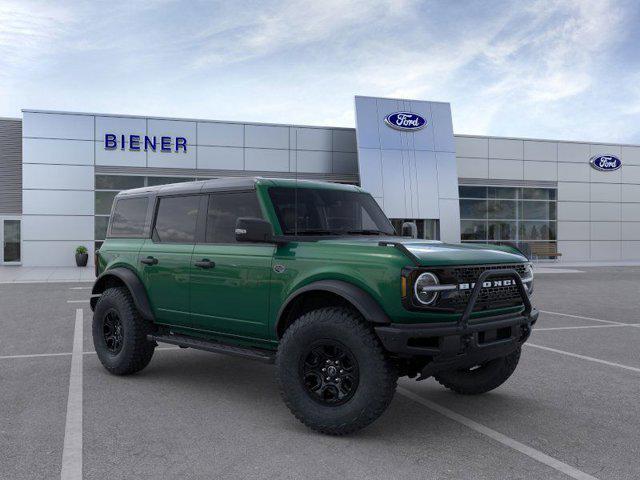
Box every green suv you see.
[91,177,537,435]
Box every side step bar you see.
[148,333,276,364]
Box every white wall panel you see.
[622,241,640,259]
[23,164,94,190]
[454,136,488,158]
[245,125,289,149]
[558,142,590,163]
[406,100,435,152]
[621,165,640,183]
[332,152,358,174]
[376,98,404,151]
[354,97,380,149]
[23,112,94,140]
[295,150,332,173]
[622,223,640,240]
[457,157,488,179]
[590,241,621,261]
[590,144,621,157]
[590,203,620,221]
[590,166,621,184]
[22,240,95,267]
[95,116,146,143]
[147,149,196,169]
[558,182,589,201]
[332,130,357,152]
[439,198,461,243]
[524,141,557,161]
[23,138,94,166]
[590,183,620,202]
[23,190,94,215]
[622,184,640,202]
[558,202,589,221]
[431,102,455,153]
[436,152,459,199]
[489,139,523,160]
[558,162,590,182]
[357,149,383,197]
[622,203,640,221]
[22,215,93,241]
[557,241,589,261]
[524,161,557,181]
[380,150,406,218]
[292,128,332,151]
[147,119,196,143]
[197,122,243,147]
[557,222,589,240]
[244,148,289,172]
[95,144,147,167]
[590,222,620,240]
[197,146,243,170]
[488,159,523,180]
[621,146,640,166]
[415,150,439,219]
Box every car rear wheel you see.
[276,307,397,435]
[434,347,521,395]
[92,287,155,375]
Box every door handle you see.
[194,259,215,269]
[140,256,158,266]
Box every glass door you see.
[1,218,21,264]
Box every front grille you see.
[434,264,527,312]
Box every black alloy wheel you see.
[300,340,359,406]
[102,309,124,354]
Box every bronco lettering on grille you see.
[458,279,514,290]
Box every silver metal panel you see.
[430,103,454,153]
[354,97,380,149]
[197,146,244,170]
[558,142,590,163]
[23,112,94,140]
[455,136,488,158]
[147,148,196,169]
[147,119,196,143]
[95,116,146,144]
[380,149,406,218]
[436,152,459,199]
[489,138,523,160]
[21,215,93,241]
[376,98,403,150]
[244,148,289,172]
[95,141,147,167]
[457,157,489,178]
[292,128,332,151]
[295,150,332,174]
[438,198,461,243]
[23,164,94,190]
[356,148,383,198]
[24,138,94,166]
[23,190,94,215]
[332,152,358,174]
[415,150,439,219]
[245,125,289,149]
[0,119,22,214]
[21,240,95,267]
[332,130,357,152]
[197,122,244,147]
[621,146,640,165]
[524,141,557,161]
[524,160,557,181]
[406,100,434,152]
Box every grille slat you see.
[435,264,527,311]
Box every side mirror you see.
[235,217,274,243]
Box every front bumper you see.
[375,268,537,378]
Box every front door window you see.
[3,219,20,263]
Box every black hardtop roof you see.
[115,177,362,198]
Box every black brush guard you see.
[374,269,538,379]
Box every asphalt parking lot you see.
[2,267,640,480]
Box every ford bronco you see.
[91,177,537,435]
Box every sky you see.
[1,0,639,143]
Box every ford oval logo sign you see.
[590,155,621,172]
[384,112,427,131]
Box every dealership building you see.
[0,95,639,267]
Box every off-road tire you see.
[276,307,397,435]
[92,287,155,375]
[434,347,521,395]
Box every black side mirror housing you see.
[235,217,274,243]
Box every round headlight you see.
[414,272,440,305]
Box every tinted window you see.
[153,195,200,243]
[95,175,145,190]
[110,197,149,237]
[205,192,262,243]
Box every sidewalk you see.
[0,266,95,283]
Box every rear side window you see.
[205,192,262,243]
[153,195,200,244]
[109,197,149,237]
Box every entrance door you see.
[0,217,21,264]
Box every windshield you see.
[268,187,395,236]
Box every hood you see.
[317,236,528,266]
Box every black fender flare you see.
[275,280,391,337]
[90,267,155,321]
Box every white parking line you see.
[69,287,91,290]
[535,323,640,331]
[66,300,88,304]
[539,310,624,325]
[525,343,640,373]
[398,387,599,480]
[0,346,180,361]
[60,309,83,480]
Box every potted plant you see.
[75,246,88,267]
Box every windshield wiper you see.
[347,229,387,235]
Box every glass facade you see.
[459,185,557,255]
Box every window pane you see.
[147,176,195,186]
[458,186,487,198]
[95,191,118,215]
[521,201,556,220]
[522,188,555,200]
[206,192,262,243]
[153,195,200,243]
[461,220,487,241]
[110,197,149,237]
[487,200,516,219]
[3,220,20,262]
[460,199,487,219]
[519,221,556,240]
[487,187,518,199]
[488,221,517,240]
[95,216,109,240]
[95,175,145,190]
